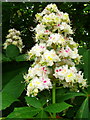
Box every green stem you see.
[52,82,56,118]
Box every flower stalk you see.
[52,81,56,118]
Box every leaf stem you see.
[52,81,56,118]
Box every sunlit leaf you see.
[7,107,40,118]
[44,102,72,113]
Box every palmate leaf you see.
[25,97,49,118]
[39,96,50,106]
[7,107,40,118]
[25,96,42,108]
[44,102,72,113]
[38,90,51,106]
[76,97,89,118]
[36,110,48,118]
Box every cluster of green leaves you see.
[1,2,90,119]
[7,95,72,118]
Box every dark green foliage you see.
[76,97,89,118]
[1,62,30,110]
[15,54,28,61]
[6,44,20,59]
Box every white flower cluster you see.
[26,76,52,96]
[54,65,87,90]
[3,28,24,52]
[24,64,52,96]
[24,4,87,96]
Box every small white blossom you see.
[47,33,65,46]
[59,22,73,35]
[27,43,46,60]
[3,28,24,53]
[53,65,87,90]
[41,49,60,66]
[26,76,52,96]
[24,64,50,80]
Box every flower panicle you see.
[24,3,87,97]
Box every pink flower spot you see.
[42,67,45,70]
[44,70,47,72]
[59,51,62,53]
[42,78,44,80]
[65,50,68,53]
[58,14,62,16]
[58,24,60,26]
[56,70,59,72]
[50,37,52,39]
[65,49,70,53]
[44,81,47,83]
[40,46,45,49]
[45,30,49,32]
[59,69,62,71]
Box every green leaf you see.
[76,97,89,118]
[6,44,20,59]
[89,112,90,119]
[83,50,90,93]
[56,88,67,94]
[39,96,49,106]
[25,96,42,108]
[78,47,87,55]
[7,107,40,118]
[0,73,25,110]
[36,110,48,118]
[44,102,72,113]
[57,92,86,102]
[2,54,11,62]
[2,62,28,88]
[15,54,28,61]
[38,90,51,106]
[83,50,90,80]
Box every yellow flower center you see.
[48,56,53,60]
[67,73,73,78]
[61,38,65,42]
[36,81,40,84]
[64,14,68,19]
[29,83,33,86]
